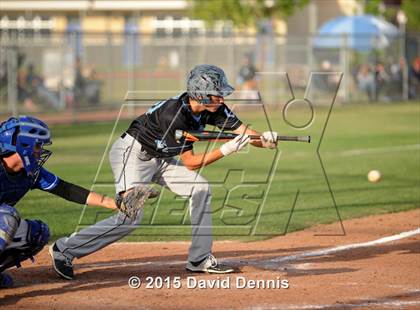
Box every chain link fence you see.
[1,31,419,120]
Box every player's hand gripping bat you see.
[175,130,311,143]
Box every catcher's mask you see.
[0,116,52,180]
[186,64,234,104]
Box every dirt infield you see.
[1,210,419,309]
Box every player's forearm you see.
[234,126,263,147]
[182,149,224,170]
[86,192,117,209]
[249,137,263,147]
[49,180,116,209]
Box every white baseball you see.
[367,170,381,183]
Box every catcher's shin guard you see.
[0,204,20,252]
[0,219,50,272]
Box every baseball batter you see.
[50,65,278,279]
[0,116,117,288]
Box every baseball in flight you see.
[367,170,381,183]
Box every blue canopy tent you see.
[313,15,399,51]
[312,15,400,101]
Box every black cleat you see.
[49,243,74,280]
[186,254,235,274]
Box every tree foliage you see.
[362,0,384,16]
[188,0,309,28]
[401,0,420,31]
[359,0,420,32]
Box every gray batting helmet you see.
[187,64,234,103]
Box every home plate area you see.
[1,210,419,309]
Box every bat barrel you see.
[176,130,311,143]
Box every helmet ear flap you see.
[11,127,19,146]
[0,118,19,156]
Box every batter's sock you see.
[190,256,207,267]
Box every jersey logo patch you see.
[224,108,236,118]
[155,139,169,153]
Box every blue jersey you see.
[0,162,60,206]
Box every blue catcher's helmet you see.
[187,64,234,104]
[0,116,52,179]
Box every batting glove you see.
[220,134,250,156]
[261,131,278,149]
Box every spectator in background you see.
[237,53,259,101]
[356,64,375,102]
[84,68,101,106]
[0,49,7,92]
[409,57,420,99]
[9,52,37,111]
[17,65,37,112]
[73,57,86,107]
[26,64,62,110]
[1,52,62,112]
[389,57,405,100]
[313,60,338,93]
[72,58,102,107]
[374,62,390,101]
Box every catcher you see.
[0,116,119,288]
[50,64,278,279]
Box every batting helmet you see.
[0,116,52,179]
[187,64,234,103]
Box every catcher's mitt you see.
[115,185,160,219]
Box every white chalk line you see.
[80,259,184,269]
[114,240,234,246]
[251,296,420,310]
[81,228,420,270]
[256,228,420,267]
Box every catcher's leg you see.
[0,219,50,272]
[0,204,20,253]
[0,204,20,288]
[0,204,50,287]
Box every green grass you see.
[17,102,420,242]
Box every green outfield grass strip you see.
[16,103,420,241]
[337,144,420,156]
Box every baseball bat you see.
[175,130,311,143]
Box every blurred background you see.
[0,0,419,122]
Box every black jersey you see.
[126,93,242,158]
